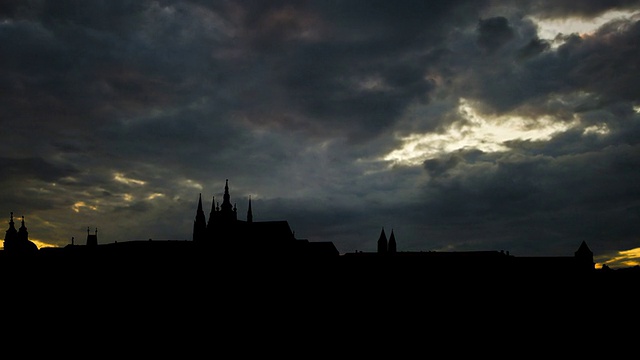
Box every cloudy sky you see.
[2,0,640,268]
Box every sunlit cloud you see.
[600,247,640,268]
[113,172,146,186]
[147,193,165,200]
[123,194,133,202]
[181,179,203,190]
[72,201,98,213]
[583,124,610,135]
[531,10,639,48]
[29,238,54,250]
[383,99,575,167]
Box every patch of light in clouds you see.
[602,247,640,268]
[72,201,97,213]
[113,172,146,186]
[531,10,639,47]
[147,193,165,200]
[181,179,203,190]
[383,99,575,167]
[583,124,610,135]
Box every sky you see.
[1,0,640,269]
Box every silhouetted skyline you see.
[2,2,640,270]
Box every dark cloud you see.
[565,19,640,103]
[516,37,551,59]
[0,157,78,183]
[410,140,640,257]
[477,16,515,53]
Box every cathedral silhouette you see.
[191,179,339,257]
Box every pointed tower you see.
[5,214,38,253]
[207,195,217,234]
[388,229,397,254]
[3,212,18,251]
[377,227,387,254]
[219,179,237,222]
[574,240,594,271]
[193,193,207,242]
[17,215,28,243]
[247,195,253,223]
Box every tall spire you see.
[388,229,397,254]
[197,193,203,212]
[219,179,237,221]
[17,215,28,242]
[221,179,233,213]
[377,227,387,253]
[207,195,217,231]
[4,212,17,244]
[193,193,207,242]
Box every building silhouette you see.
[192,179,339,257]
[3,178,637,288]
[86,227,98,247]
[3,212,37,255]
[376,227,397,254]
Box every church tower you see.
[3,212,18,250]
[87,227,98,247]
[388,229,397,254]
[4,213,38,254]
[575,240,594,271]
[193,193,207,242]
[17,216,28,243]
[219,179,237,222]
[377,227,387,253]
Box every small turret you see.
[87,226,98,247]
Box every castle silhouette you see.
[2,178,637,284]
[190,179,338,257]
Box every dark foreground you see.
[2,252,636,355]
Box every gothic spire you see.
[388,228,397,254]
[193,193,207,242]
[221,179,233,213]
[207,195,217,231]
[197,193,204,213]
[377,227,387,253]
